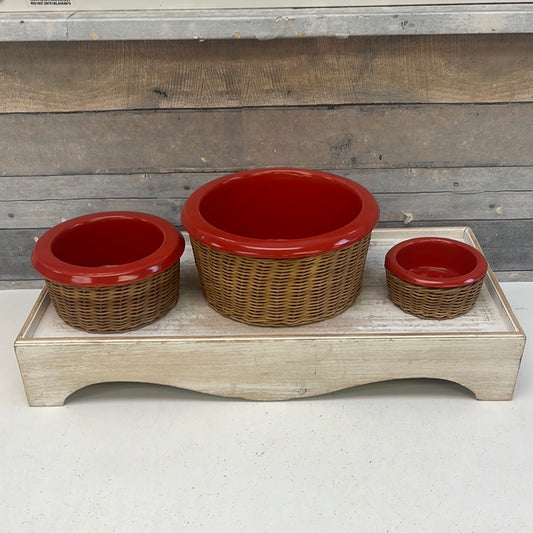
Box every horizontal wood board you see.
[3,167,533,201]
[3,7,533,41]
[1,1,532,10]
[2,35,533,112]
[1,104,533,176]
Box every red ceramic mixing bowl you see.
[181,167,379,259]
[181,168,379,326]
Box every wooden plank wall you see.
[1,34,532,285]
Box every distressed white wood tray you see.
[14,227,526,406]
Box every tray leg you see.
[22,385,70,407]
[460,379,516,401]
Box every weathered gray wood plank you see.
[1,104,533,176]
[0,229,40,281]
[2,191,531,229]
[0,173,202,201]
[0,12,67,41]
[0,199,182,229]
[3,6,533,41]
[66,6,533,40]
[2,167,531,201]
[2,35,532,113]
[377,192,533,223]
[243,105,533,169]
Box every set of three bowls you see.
[32,168,487,333]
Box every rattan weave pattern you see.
[45,262,180,333]
[385,269,485,320]
[190,234,371,327]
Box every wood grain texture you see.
[1,35,532,113]
[4,6,533,42]
[3,166,532,201]
[0,229,37,281]
[1,104,533,176]
[2,192,531,229]
[16,334,524,405]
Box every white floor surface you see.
[1,284,532,532]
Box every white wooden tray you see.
[14,227,526,406]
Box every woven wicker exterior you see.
[385,269,485,320]
[45,262,180,333]
[190,234,371,327]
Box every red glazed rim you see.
[32,211,185,287]
[385,237,488,288]
[181,168,380,258]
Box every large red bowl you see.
[385,237,488,288]
[32,211,185,287]
[181,168,379,258]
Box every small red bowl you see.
[385,237,488,319]
[385,237,487,288]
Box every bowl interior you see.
[51,218,164,267]
[395,240,479,279]
[198,172,363,239]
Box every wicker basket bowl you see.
[385,237,488,320]
[32,211,185,333]
[181,168,379,327]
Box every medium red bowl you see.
[32,211,185,287]
[181,168,379,258]
[385,237,488,288]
